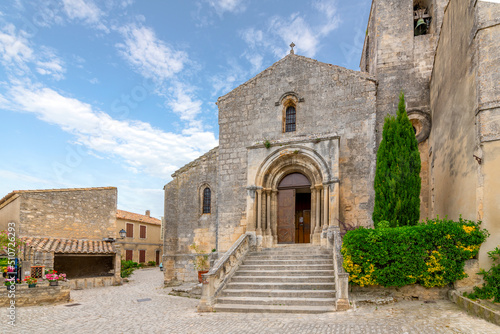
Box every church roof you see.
[217,53,376,104]
[171,146,219,178]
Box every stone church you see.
[163,0,500,285]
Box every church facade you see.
[163,0,500,284]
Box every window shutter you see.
[126,250,133,261]
[140,225,146,239]
[126,223,133,238]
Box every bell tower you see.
[360,0,448,220]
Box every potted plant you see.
[189,244,210,283]
[24,276,38,288]
[45,270,67,286]
[4,277,15,291]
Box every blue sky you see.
[0,0,371,218]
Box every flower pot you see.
[198,270,209,283]
[5,285,13,291]
[28,284,37,288]
[49,281,59,286]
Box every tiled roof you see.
[0,187,116,207]
[23,237,116,254]
[116,209,161,225]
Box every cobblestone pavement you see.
[4,268,499,333]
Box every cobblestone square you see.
[3,269,499,333]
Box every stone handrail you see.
[198,233,251,312]
[329,226,350,310]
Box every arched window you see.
[285,106,296,132]
[202,188,211,214]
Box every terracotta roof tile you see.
[116,209,161,225]
[23,237,116,254]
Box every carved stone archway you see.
[247,145,340,247]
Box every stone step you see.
[243,259,332,265]
[213,303,335,314]
[234,270,335,277]
[246,254,332,260]
[255,249,330,255]
[221,289,336,298]
[230,275,335,283]
[216,296,336,306]
[239,264,333,271]
[226,282,336,290]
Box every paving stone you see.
[5,268,500,333]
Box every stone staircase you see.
[213,245,336,313]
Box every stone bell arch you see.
[245,138,340,248]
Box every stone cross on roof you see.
[290,42,295,54]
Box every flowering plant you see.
[45,270,67,281]
[4,277,15,286]
[4,278,20,286]
[24,276,38,285]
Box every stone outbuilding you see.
[0,187,122,288]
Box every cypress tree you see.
[373,92,421,228]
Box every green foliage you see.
[373,92,421,228]
[121,260,140,278]
[263,139,271,149]
[466,247,500,302]
[148,261,156,266]
[342,217,489,288]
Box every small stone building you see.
[116,209,163,264]
[164,0,500,284]
[0,187,121,288]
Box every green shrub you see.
[466,247,500,302]
[342,217,488,288]
[148,261,156,266]
[373,92,421,228]
[121,260,140,278]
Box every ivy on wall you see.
[342,217,489,288]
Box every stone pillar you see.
[321,184,329,247]
[266,190,272,236]
[246,187,257,232]
[271,190,278,244]
[310,187,316,241]
[329,182,340,227]
[256,189,262,236]
[315,185,322,232]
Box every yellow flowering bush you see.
[342,217,488,288]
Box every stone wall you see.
[0,195,20,231]
[362,0,449,219]
[216,54,377,251]
[17,188,117,240]
[164,148,218,283]
[0,285,70,307]
[430,0,500,268]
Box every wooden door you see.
[277,189,295,243]
[295,210,311,243]
[139,250,146,263]
[156,250,160,265]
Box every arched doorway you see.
[277,173,311,244]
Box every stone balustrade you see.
[198,233,251,312]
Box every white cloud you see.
[35,47,66,80]
[167,83,203,124]
[207,0,246,15]
[116,24,188,83]
[5,83,218,178]
[239,0,340,59]
[62,0,108,32]
[0,24,33,72]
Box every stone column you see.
[329,182,340,227]
[246,187,257,232]
[256,189,262,236]
[266,190,272,236]
[271,190,278,244]
[323,184,329,228]
[310,187,316,234]
[315,185,322,232]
